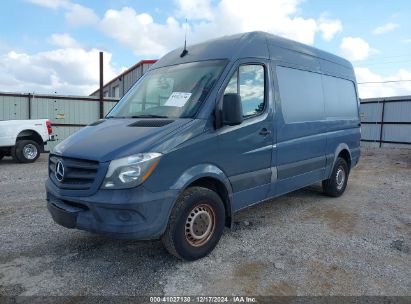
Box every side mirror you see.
[222,93,243,126]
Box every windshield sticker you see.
[164,92,192,107]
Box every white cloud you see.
[0,39,11,52]
[340,37,376,61]
[372,22,399,35]
[0,48,118,95]
[27,0,98,27]
[175,0,214,21]
[187,0,320,44]
[27,0,343,57]
[100,7,183,56]
[65,3,99,27]
[355,67,411,98]
[48,33,81,48]
[317,15,342,41]
[99,0,342,57]
[15,0,349,95]
[26,0,69,9]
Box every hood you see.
[53,118,192,162]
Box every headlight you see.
[102,153,161,189]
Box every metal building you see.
[360,96,411,148]
[2,78,410,151]
[1,59,156,152]
[0,92,118,151]
[90,59,156,99]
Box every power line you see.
[359,59,411,67]
[358,65,410,71]
[358,79,411,84]
[360,54,411,62]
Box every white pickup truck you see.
[0,119,53,163]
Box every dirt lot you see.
[0,148,410,296]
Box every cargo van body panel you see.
[46,32,361,254]
[213,57,274,210]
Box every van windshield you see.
[107,60,226,119]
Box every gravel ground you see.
[0,148,410,296]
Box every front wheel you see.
[161,187,225,261]
[322,157,349,197]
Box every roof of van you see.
[151,31,352,70]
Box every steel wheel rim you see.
[336,166,346,190]
[23,144,38,160]
[185,204,216,247]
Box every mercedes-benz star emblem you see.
[55,161,65,182]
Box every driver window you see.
[223,64,265,117]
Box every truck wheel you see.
[322,157,349,197]
[161,187,225,261]
[14,140,40,163]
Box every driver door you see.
[215,60,274,211]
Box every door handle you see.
[259,128,271,136]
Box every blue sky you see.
[0,0,410,97]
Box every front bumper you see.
[46,179,179,240]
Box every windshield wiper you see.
[106,116,127,119]
[130,114,169,118]
[106,115,169,119]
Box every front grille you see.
[49,155,99,190]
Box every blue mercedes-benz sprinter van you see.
[46,31,361,260]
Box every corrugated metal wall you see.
[3,90,410,151]
[360,96,411,148]
[0,92,118,151]
[0,94,29,120]
[1,60,153,153]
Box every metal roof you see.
[90,59,157,96]
[151,31,352,70]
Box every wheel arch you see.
[333,143,352,172]
[16,129,44,151]
[170,164,234,228]
[337,149,351,170]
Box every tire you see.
[322,157,349,197]
[14,140,41,163]
[11,146,18,162]
[161,187,225,261]
[0,152,4,161]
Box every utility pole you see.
[99,51,104,118]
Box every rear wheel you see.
[161,187,225,261]
[322,157,349,197]
[14,140,41,163]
